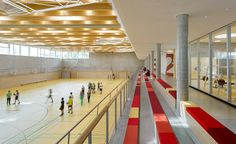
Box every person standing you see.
[70,92,73,99]
[82,85,85,94]
[80,90,84,106]
[13,90,20,104]
[99,82,103,94]
[87,89,91,103]
[59,97,65,116]
[67,96,73,114]
[6,90,12,106]
[97,82,100,91]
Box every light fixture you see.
[215,33,236,39]
[84,21,92,24]
[40,30,66,33]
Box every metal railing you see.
[56,79,129,144]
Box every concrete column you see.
[151,50,154,74]
[176,14,189,114]
[156,43,161,79]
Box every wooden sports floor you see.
[0,78,125,144]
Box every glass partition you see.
[199,36,210,93]
[231,23,236,103]
[189,24,236,105]
[190,41,198,88]
[212,28,228,100]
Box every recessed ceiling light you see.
[40,30,66,33]
[84,21,92,24]
[215,33,236,39]
[105,21,113,24]
[96,30,120,33]
[83,28,90,31]
[49,16,84,21]
[85,10,94,15]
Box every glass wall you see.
[0,42,89,59]
[212,28,228,100]
[189,23,236,105]
[190,41,198,88]
[199,36,210,93]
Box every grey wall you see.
[62,52,143,72]
[0,55,62,76]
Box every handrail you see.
[74,89,121,144]
[55,79,128,144]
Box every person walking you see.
[80,90,84,106]
[6,90,12,106]
[46,89,53,103]
[13,90,20,104]
[59,97,65,116]
[67,96,73,114]
[92,83,96,94]
[87,89,91,103]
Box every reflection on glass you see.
[212,28,228,100]
[199,36,210,93]
[231,23,236,103]
[190,41,198,88]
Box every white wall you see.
[0,55,62,76]
[0,52,142,88]
[62,52,143,79]
[62,52,143,72]
[0,55,62,89]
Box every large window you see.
[0,43,9,55]
[30,47,38,57]
[14,45,20,55]
[21,46,29,56]
[0,42,89,59]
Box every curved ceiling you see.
[111,0,236,59]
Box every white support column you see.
[156,43,161,79]
[148,54,151,70]
[151,50,154,74]
[227,25,232,102]
[176,14,189,114]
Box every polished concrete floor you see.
[0,78,124,144]
[163,75,236,133]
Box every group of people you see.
[59,81,104,116]
[6,90,20,106]
[5,81,104,117]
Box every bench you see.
[154,78,177,111]
[181,102,236,144]
[145,77,179,144]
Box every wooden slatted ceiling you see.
[0,1,132,52]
